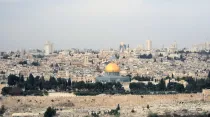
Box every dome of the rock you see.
[105,63,120,73]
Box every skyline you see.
[1,0,210,51]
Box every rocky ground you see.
[1,94,210,117]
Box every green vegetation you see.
[115,54,120,59]
[2,74,71,96]
[2,73,210,96]
[130,76,210,94]
[73,82,126,95]
[139,54,152,59]
[0,105,6,116]
[18,60,27,65]
[2,74,125,96]
[32,54,44,58]
[148,111,158,117]
[87,105,120,117]
[44,107,56,117]
[108,104,120,116]
[132,76,153,81]
[91,111,100,117]
[31,61,40,66]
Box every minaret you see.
[84,55,89,65]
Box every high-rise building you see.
[119,42,126,52]
[44,41,53,55]
[146,40,152,51]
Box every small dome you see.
[105,62,120,72]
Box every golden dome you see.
[105,62,120,72]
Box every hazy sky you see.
[0,0,210,51]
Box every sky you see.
[0,0,210,51]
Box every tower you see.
[127,44,130,52]
[119,42,126,52]
[146,40,152,51]
[84,55,89,65]
[44,41,53,55]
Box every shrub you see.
[131,109,136,113]
[108,104,120,116]
[44,107,56,117]
[91,111,100,117]
[116,104,120,110]
[148,111,158,117]
[1,87,22,96]
[74,91,99,96]
[147,104,150,109]
[0,105,6,116]
[44,90,49,96]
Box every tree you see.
[28,74,35,86]
[39,76,45,90]
[67,78,71,87]
[95,82,103,91]
[20,75,24,83]
[57,78,62,85]
[116,104,120,111]
[18,60,27,65]
[17,75,25,89]
[147,82,155,91]
[129,83,146,91]
[57,78,67,91]
[7,74,19,86]
[139,54,152,59]
[31,61,40,66]
[172,74,174,78]
[157,79,166,91]
[208,71,210,79]
[34,76,41,89]
[115,54,120,59]
[49,77,57,89]
[154,58,156,62]
[175,83,185,93]
[72,81,86,90]
[1,87,22,96]
[108,104,120,116]
[1,87,12,95]
[44,107,56,117]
